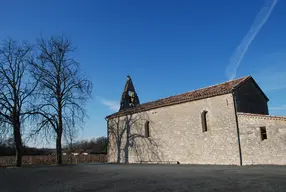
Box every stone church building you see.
[106,76,286,165]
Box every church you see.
[106,76,286,165]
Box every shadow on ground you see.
[1,163,286,192]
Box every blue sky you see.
[1,0,286,147]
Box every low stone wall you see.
[238,113,286,165]
[0,154,107,167]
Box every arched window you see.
[145,121,150,137]
[201,110,208,132]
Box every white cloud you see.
[226,0,278,80]
[100,98,120,112]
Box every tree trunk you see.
[56,132,62,165]
[56,61,63,165]
[14,121,22,167]
[56,96,63,165]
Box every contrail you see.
[226,0,278,80]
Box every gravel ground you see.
[0,163,286,192]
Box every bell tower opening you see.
[119,75,140,111]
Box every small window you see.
[260,127,267,140]
[145,121,150,137]
[201,110,208,132]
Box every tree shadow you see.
[108,112,162,164]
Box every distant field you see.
[0,154,107,167]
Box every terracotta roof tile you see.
[106,76,251,119]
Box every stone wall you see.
[237,113,286,165]
[108,93,241,165]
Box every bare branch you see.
[30,35,92,165]
[0,37,35,167]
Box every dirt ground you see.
[1,163,286,192]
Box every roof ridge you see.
[141,76,250,104]
[232,75,252,89]
[106,75,252,119]
[184,75,250,93]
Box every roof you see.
[238,112,286,121]
[106,76,257,119]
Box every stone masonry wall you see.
[238,113,286,165]
[108,93,241,165]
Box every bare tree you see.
[63,116,79,151]
[0,38,37,167]
[94,136,108,153]
[0,121,9,145]
[30,36,92,165]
